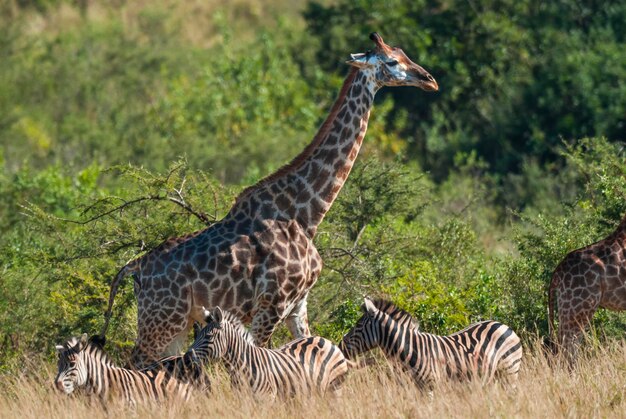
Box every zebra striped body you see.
[339,299,522,387]
[54,334,195,404]
[141,352,210,392]
[190,307,349,397]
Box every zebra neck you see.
[220,328,255,375]
[378,317,414,361]
[83,350,114,397]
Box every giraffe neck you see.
[229,67,380,237]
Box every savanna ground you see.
[1,341,625,418]
[1,1,625,417]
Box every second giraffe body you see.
[102,33,438,367]
[548,213,626,364]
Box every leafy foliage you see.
[304,0,626,179]
[149,28,322,183]
[500,138,626,335]
[319,139,625,340]
[0,1,624,368]
[0,160,234,364]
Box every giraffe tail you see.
[547,269,560,349]
[100,261,139,338]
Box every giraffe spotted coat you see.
[548,214,626,363]
[101,33,439,367]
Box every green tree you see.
[304,0,626,179]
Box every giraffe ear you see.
[201,306,211,323]
[346,53,372,68]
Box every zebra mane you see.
[59,335,114,365]
[206,307,255,345]
[368,299,420,330]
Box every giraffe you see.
[100,32,438,367]
[548,212,626,364]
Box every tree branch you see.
[37,192,215,226]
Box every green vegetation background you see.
[0,0,624,367]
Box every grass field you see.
[1,340,624,418]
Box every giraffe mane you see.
[233,67,360,204]
[368,298,420,330]
[618,211,626,228]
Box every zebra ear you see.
[72,333,88,351]
[212,307,224,324]
[363,298,378,315]
[55,345,65,352]
[192,322,202,339]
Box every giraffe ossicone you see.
[101,32,438,367]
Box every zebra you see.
[371,298,420,330]
[54,334,201,404]
[188,306,350,397]
[141,351,210,393]
[339,298,522,388]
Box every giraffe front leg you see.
[250,298,281,348]
[132,312,192,367]
[285,294,311,339]
[131,286,193,367]
[560,327,582,368]
[163,319,193,356]
[558,299,599,367]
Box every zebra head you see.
[339,298,382,359]
[54,333,103,394]
[189,307,229,361]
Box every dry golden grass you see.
[1,340,624,418]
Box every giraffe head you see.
[347,32,438,91]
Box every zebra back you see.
[54,334,193,404]
[340,298,522,386]
[191,306,349,396]
[141,352,210,391]
[368,298,420,330]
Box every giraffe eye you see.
[386,60,399,67]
